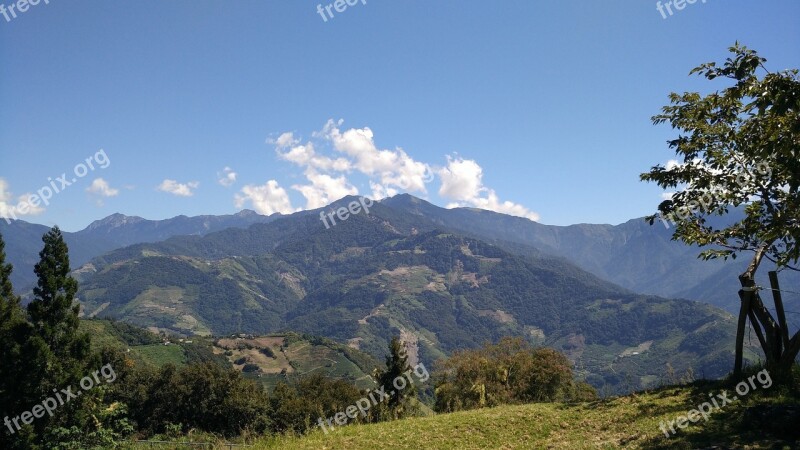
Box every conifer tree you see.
[0,233,46,449]
[375,336,417,420]
[28,227,87,356]
[26,227,93,440]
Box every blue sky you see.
[1,0,798,231]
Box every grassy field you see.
[252,380,798,450]
[133,344,187,366]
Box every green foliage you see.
[641,44,800,268]
[243,363,261,373]
[1,229,133,449]
[104,319,163,346]
[434,337,596,413]
[641,44,800,375]
[373,336,417,420]
[0,232,47,450]
[29,227,85,352]
[27,228,94,412]
[268,374,366,434]
[131,362,272,437]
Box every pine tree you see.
[29,227,86,356]
[26,227,93,442]
[375,336,417,420]
[0,231,24,429]
[0,232,46,449]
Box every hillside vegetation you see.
[74,200,757,394]
[255,376,800,450]
[79,320,378,390]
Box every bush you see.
[242,363,260,373]
[434,337,595,413]
[133,362,272,437]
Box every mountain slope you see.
[79,319,378,391]
[0,209,276,290]
[8,194,796,313]
[74,197,752,393]
[381,195,800,313]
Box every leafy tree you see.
[641,44,800,376]
[135,362,271,437]
[269,374,366,434]
[434,338,595,413]
[374,336,417,420]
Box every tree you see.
[374,336,416,420]
[0,232,21,324]
[641,44,800,377]
[0,233,33,448]
[29,227,88,357]
[433,338,593,413]
[136,362,271,437]
[0,233,60,449]
[27,227,94,444]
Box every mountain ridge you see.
[72,199,752,394]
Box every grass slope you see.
[257,380,799,449]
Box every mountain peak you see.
[85,213,145,231]
[235,209,259,217]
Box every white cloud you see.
[438,157,483,201]
[86,178,119,197]
[264,120,538,221]
[234,180,295,215]
[291,169,358,209]
[438,156,539,221]
[217,167,237,187]
[277,142,351,172]
[157,179,199,197]
[322,120,433,195]
[0,178,45,221]
[273,132,300,149]
[271,120,437,205]
[86,178,119,206]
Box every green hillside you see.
[79,320,377,389]
[256,377,800,449]
[212,333,378,391]
[74,205,758,393]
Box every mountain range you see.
[4,194,791,393]
[3,195,795,313]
